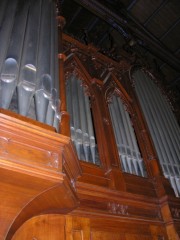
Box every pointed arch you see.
[64,54,95,99]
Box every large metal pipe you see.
[17,0,43,116]
[145,74,178,166]
[134,70,180,196]
[142,73,176,176]
[154,82,180,165]
[0,0,60,129]
[135,71,170,175]
[0,0,18,71]
[35,0,53,123]
[0,0,24,109]
[149,78,180,184]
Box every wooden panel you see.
[0,110,81,240]
[91,231,125,240]
[125,234,152,240]
[12,214,65,240]
[124,173,157,197]
[66,216,90,240]
[73,230,83,240]
[78,161,109,187]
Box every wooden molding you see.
[0,109,81,239]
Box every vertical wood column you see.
[57,14,70,136]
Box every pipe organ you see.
[66,74,100,165]
[108,95,147,177]
[0,0,59,130]
[0,0,180,237]
[134,70,180,197]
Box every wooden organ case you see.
[0,1,180,239]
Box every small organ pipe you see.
[119,100,134,151]
[78,81,90,161]
[113,96,127,146]
[109,99,130,171]
[53,99,61,132]
[66,75,99,164]
[84,94,96,163]
[109,94,146,176]
[69,76,75,140]
[109,100,122,150]
[46,88,57,125]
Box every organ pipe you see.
[0,0,60,131]
[134,70,180,197]
[109,95,146,177]
[66,75,100,165]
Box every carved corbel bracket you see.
[0,109,81,240]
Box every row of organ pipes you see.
[0,0,60,131]
[66,73,147,177]
[108,95,147,177]
[66,75,100,165]
[0,0,179,197]
[134,70,180,197]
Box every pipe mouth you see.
[1,58,18,83]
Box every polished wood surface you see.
[12,215,65,240]
[0,109,81,239]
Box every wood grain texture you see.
[12,214,65,240]
[0,110,81,239]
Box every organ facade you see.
[0,0,180,239]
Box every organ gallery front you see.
[0,0,180,239]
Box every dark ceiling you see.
[61,0,180,121]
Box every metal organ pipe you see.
[0,0,60,131]
[134,73,165,175]
[35,0,52,122]
[134,70,180,197]
[18,0,42,116]
[66,75,100,165]
[146,74,180,195]
[0,0,21,109]
[137,73,174,167]
[108,95,146,177]
[109,99,128,172]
